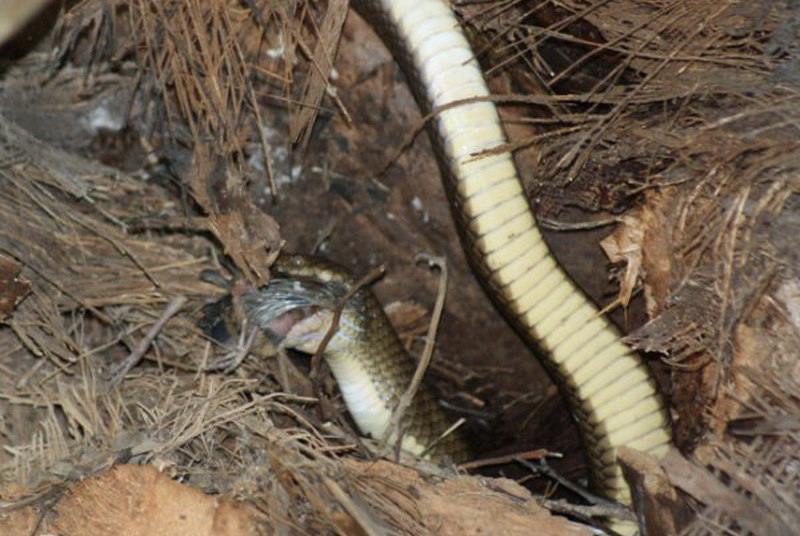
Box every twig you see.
[537,216,620,231]
[541,498,634,531]
[107,296,187,386]
[515,457,635,522]
[421,417,466,459]
[517,457,599,503]
[322,476,386,536]
[459,448,552,471]
[379,255,448,457]
[238,0,277,198]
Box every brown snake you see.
[243,1,673,533]
[243,254,469,461]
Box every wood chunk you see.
[618,446,692,536]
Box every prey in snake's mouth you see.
[200,254,470,463]
[199,275,337,352]
[243,277,344,354]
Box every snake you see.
[243,254,469,461]
[243,0,673,532]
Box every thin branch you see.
[107,296,187,387]
[380,255,448,458]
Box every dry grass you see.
[0,0,798,534]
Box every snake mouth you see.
[242,276,343,347]
[199,275,338,350]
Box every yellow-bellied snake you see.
[243,254,470,461]
[245,0,672,533]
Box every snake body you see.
[243,254,468,461]
[247,0,672,531]
[350,0,671,500]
